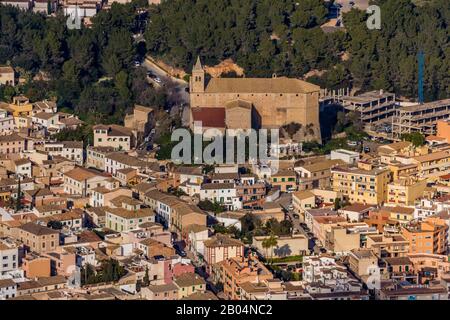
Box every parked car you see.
[174,244,186,257]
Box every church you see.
[189,57,322,142]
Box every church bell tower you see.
[190,56,205,93]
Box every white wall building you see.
[0,110,15,134]
[331,149,360,165]
[43,141,84,166]
[0,239,19,276]
[0,279,17,300]
[200,183,242,211]
[14,159,32,178]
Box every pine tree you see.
[143,266,150,287]
[15,178,22,212]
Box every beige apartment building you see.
[189,57,322,141]
[86,146,115,171]
[366,234,409,258]
[170,204,206,234]
[324,224,363,254]
[89,186,131,207]
[17,223,59,254]
[386,176,427,206]
[124,105,154,143]
[63,167,111,196]
[295,159,344,191]
[0,133,26,155]
[105,207,155,232]
[173,273,206,299]
[93,124,135,151]
[323,222,379,255]
[214,255,273,300]
[270,170,297,192]
[348,248,379,280]
[401,217,448,255]
[412,150,450,180]
[331,165,391,205]
[42,141,84,166]
[292,190,316,213]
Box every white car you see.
[154,77,162,83]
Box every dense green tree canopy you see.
[145,0,449,100]
[0,1,169,124]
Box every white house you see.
[252,162,273,180]
[63,167,112,197]
[43,141,84,166]
[200,183,242,211]
[157,197,182,227]
[31,112,59,129]
[75,246,99,268]
[0,239,19,276]
[33,100,57,114]
[330,149,360,165]
[0,279,17,300]
[0,109,15,134]
[215,212,243,231]
[13,158,32,178]
[214,164,238,174]
[414,198,450,220]
[338,203,374,222]
[104,152,148,175]
[179,178,202,197]
[187,225,209,256]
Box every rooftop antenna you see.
[418,51,424,104]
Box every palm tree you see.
[262,238,271,261]
[262,234,278,264]
[267,234,278,263]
